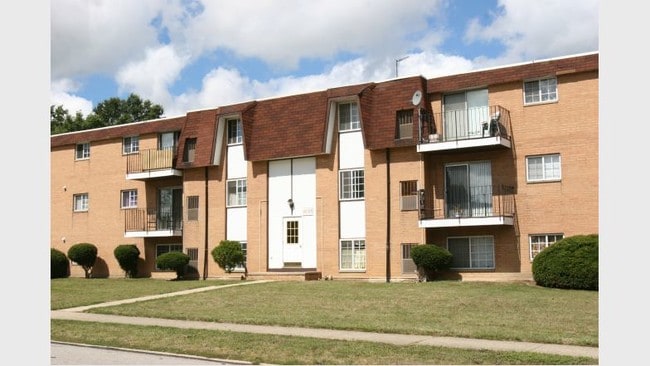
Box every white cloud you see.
[464,0,598,64]
[50,78,93,116]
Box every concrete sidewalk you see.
[51,280,599,360]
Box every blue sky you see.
[50,0,599,118]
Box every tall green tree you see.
[50,93,164,134]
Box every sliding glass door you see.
[445,161,492,218]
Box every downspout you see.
[202,166,209,280]
[386,148,391,283]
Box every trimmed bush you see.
[410,244,453,281]
[51,248,70,279]
[114,244,140,278]
[211,240,245,274]
[67,243,98,278]
[532,234,598,290]
[156,251,190,280]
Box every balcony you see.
[124,208,182,237]
[126,149,182,180]
[418,184,515,228]
[417,105,512,153]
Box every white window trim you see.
[73,193,89,212]
[120,189,138,209]
[446,235,495,270]
[226,179,247,207]
[122,136,140,155]
[523,77,558,106]
[227,118,243,145]
[234,241,247,272]
[339,169,365,201]
[339,238,366,272]
[529,233,564,261]
[338,101,361,132]
[75,142,90,160]
[526,154,562,182]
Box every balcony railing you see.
[126,148,175,174]
[418,184,515,220]
[419,105,511,144]
[124,207,182,234]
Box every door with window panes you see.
[283,217,302,264]
[445,162,492,218]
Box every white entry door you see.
[283,217,302,265]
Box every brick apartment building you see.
[50,52,599,281]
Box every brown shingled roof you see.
[245,91,330,161]
[175,108,218,168]
[50,117,185,148]
[427,52,598,93]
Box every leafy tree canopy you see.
[51,93,164,134]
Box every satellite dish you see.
[411,90,422,106]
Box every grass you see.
[51,320,598,365]
[50,278,599,364]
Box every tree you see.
[50,93,164,134]
[51,248,70,279]
[113,244,141,278]
[156,252,190,280]
[67,243,98,278]
[211,240,245,275]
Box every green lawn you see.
[50,278,598,365]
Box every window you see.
[183,138,196,162]
[186,247,199,268]
[226,179,247,207]
[235,241,247,271]
[339,169,364,200]
[286,220,299,244]
[121,189,137,209]
[159,131,179,150]
[526,154,561,182]
[529,234,564,260]
[227,118,242,145]
[155,244,183,270]
[73,193,88,212]
[524,77,557,104]
[447,236,494,269]
[401,243,417,274]
[400,180,418,211]
[187,195,199,220]
[122,136,139,154]
[338,102,360,131]
[396,109,413,139]
[340,239,366,270]
[75,142,90,160]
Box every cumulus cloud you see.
[50,78,93,116]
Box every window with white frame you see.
[338,102,360,131]
[285,220,299,244]
[120,189,137,209]
[155,244,183,270]
[122,136,139,154]
[529,234,564,260]
[75,142,90,160]
[226,179,247,207]
[73,193,89,212]
[447,236,494,269]
[227,118,242,145]
[340,239,366,270]
[339,169,364,200]
[526,154,561,182]
[235,241,247,271]
[524,77,557,105]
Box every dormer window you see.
[227,118,242,145]
[338,102,360,132]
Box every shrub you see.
[156,251,190,280]
[67,243,98,278]
[211,240,245,274]
[410,244,453,281]
[51,248,70,279]
[532,234,598,290]
[114,244,140,278]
